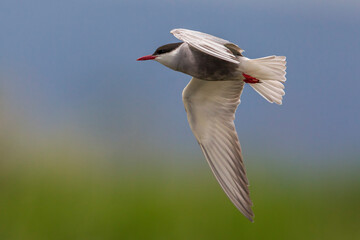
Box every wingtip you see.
[170,28,181,34]
[244,212,255,222]
[235,203,255,223]
[246,211,255,222]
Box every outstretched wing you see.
[182,78,254,221]
[171,28,243,64]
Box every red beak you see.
[137,55,157,61]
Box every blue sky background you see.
[0,0,359,165]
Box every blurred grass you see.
[0,147,359,240]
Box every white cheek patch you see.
[155,48,181,70]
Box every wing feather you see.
[182,78,254,221]
[171,28,241,64]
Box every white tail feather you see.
[242,56,287,105]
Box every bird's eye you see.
[157,50,164,54]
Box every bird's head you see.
[137,42,183,70]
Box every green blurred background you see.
[1,127,359,239]
[1,0,360,239]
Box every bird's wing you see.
[182,78,253,221]
[171,28,242,64]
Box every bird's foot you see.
[243,73,260,84]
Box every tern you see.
[137,28,287,221]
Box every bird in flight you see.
[137,28,287,221]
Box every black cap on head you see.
[153,42,183,55]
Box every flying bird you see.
[137,28,287,221]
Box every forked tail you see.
[242,56,287,105]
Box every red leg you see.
[243,73,260,84]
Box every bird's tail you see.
[241,56,287,105]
